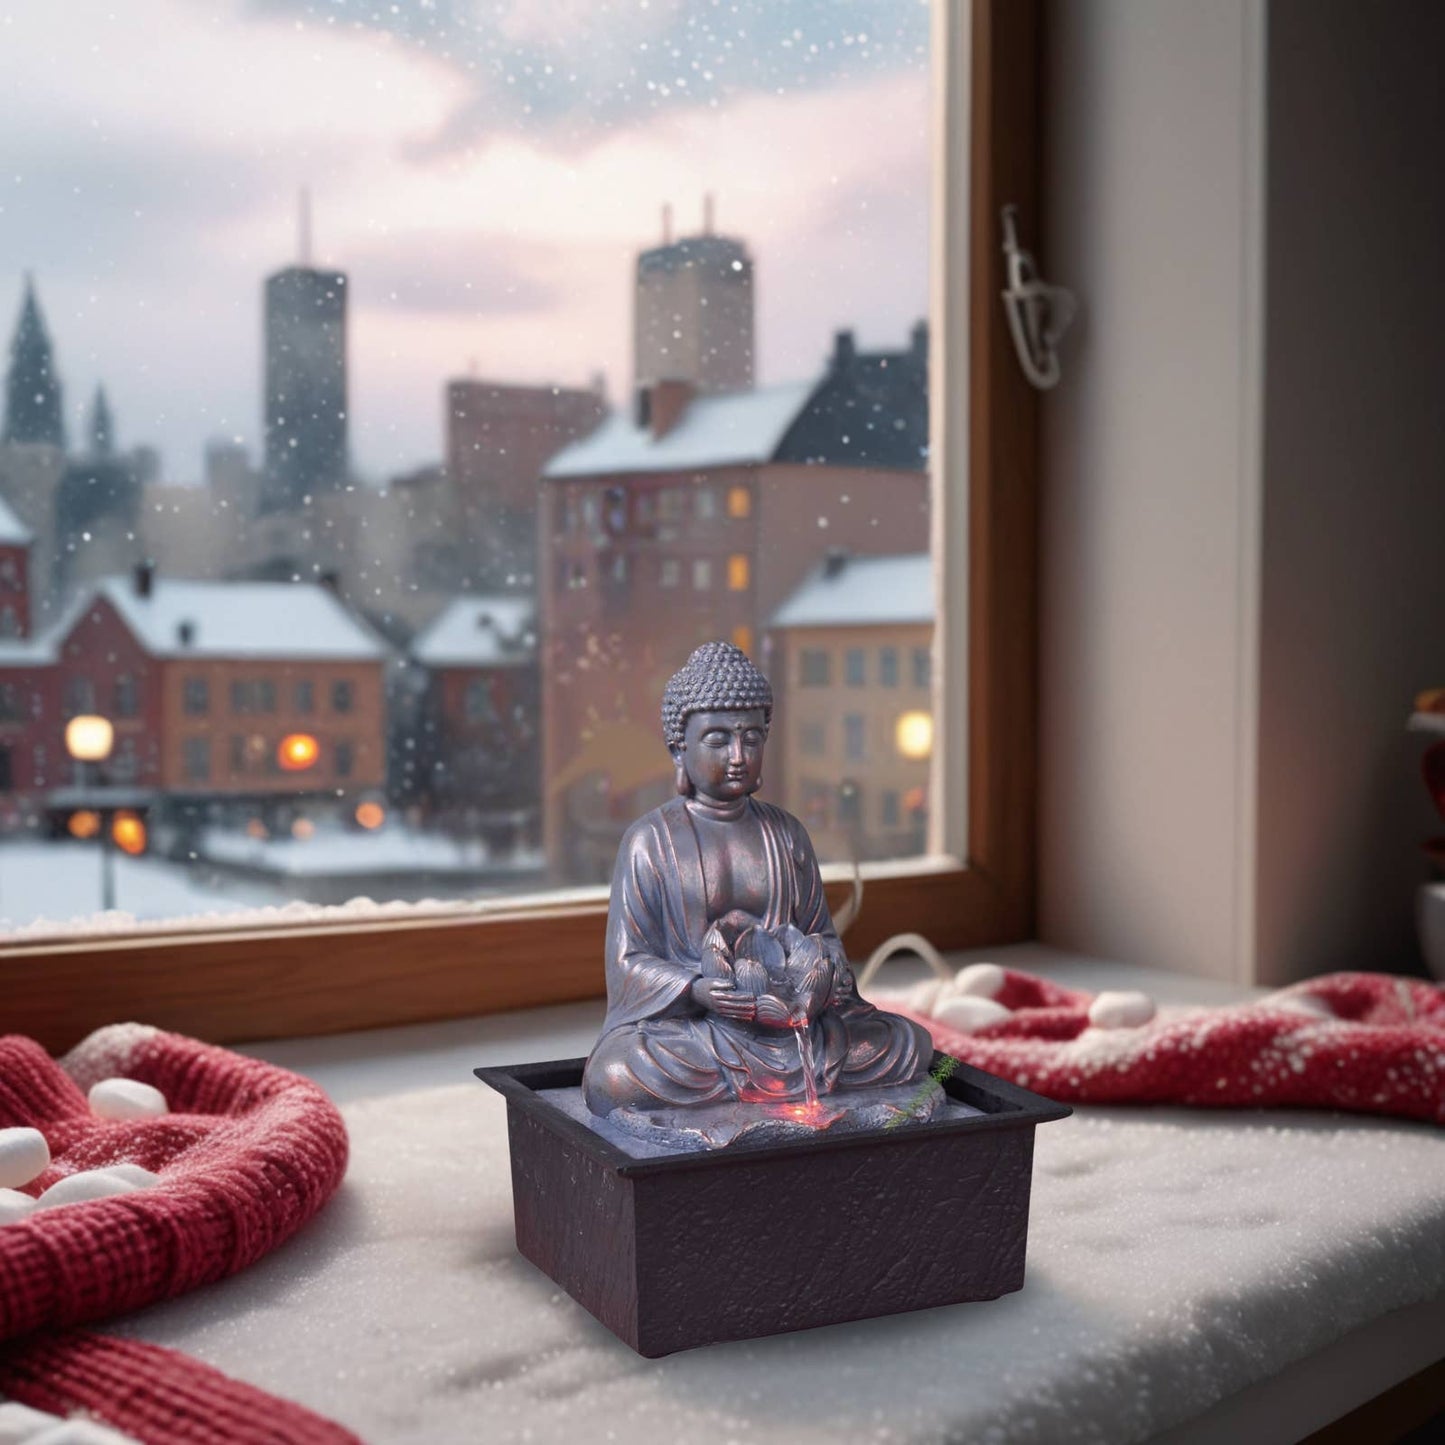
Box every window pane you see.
[0,0,939,931]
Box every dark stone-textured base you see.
[477,1054,1070,1357]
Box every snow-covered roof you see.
[769,553,934,630]
[411,595,535,669]
[544,381,816,479]
[0,631,54,666]
[0,494,32,545]
[77,577,387,661]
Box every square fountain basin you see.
[476,1052,1071,1357]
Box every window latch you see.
[1000,204,1076,390]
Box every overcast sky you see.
[0,0,930,485]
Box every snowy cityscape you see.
[0,1,935,937]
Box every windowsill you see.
[110,943,1442,1443]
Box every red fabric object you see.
[894,969,1445,1124]
[0,1024,357,1443]
[0,1332,356,1444]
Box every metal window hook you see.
[1000,204,1077,391]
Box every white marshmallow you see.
[0,1127,50,1190]
[904,979,947,1015]
[88,1078,168,1121]
[948,962,1007,999]
[933,994,1012,1034]
[0,1188,38,1226]
[34,1167,156,1210]
[102,1164,162,1188]
[1270,993,1336,1019]
[1088,990,1157,1029]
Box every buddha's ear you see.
[669,745,692,796]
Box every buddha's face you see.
[678,708,767,802]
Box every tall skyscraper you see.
[262,197,348,512]
[2,276,65,450]
[633,197,754,401]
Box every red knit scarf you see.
[0,1025,357,1443]
[889,968,1445,1124]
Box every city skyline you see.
[0,0,930,486]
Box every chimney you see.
[823,548,850,579]
[832,329,856,373]
[910,318,929,364]
[703,192,715,235]
[133,561,155,599]
[648,379,695,441]
[176,619,195,648]
[661,202,673,246]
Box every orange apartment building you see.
[765,552,934,866]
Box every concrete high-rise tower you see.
[261,191,348,512]
[633,195,754,400]
[2,276,65,450]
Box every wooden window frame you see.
[3,0,1041,1053]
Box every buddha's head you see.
[662,642,773,802]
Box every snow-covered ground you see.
[0,829,548,942]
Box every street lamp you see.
[65,713,117,913]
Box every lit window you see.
[727,554,750,591]
[731,625,753,654]
[727,486,752,519]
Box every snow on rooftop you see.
[769,552,934,630]
[90,576,387,661]
[0,494,32,545]
[544,380,816,478]
[411,595,536,669]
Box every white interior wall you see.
[1038,0,1264,981]
[1254,0,1445,983]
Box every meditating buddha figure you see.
[582,641,933,1117]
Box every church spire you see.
[2,274,65,449]
[89,383,114,457]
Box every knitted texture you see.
[0,1025,356,1443]
[890,969,1445,1124]
[0,1332,356,1445]
[661,641,772,747]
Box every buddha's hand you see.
[691,976,757,1022]
[752,993,796,1030]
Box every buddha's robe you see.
[581,796,932,1115]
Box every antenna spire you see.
[298,186,313,267]
[703,192,715,235]
[661,202,673,246]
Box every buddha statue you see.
[581,641,934,1120]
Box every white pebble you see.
[0,1127,50,1190]
[88,1078,169,1121]
[34,1167,157,1210]
[949,962,1007,999]
[904,979,947,1015]
[1088,990,1157,1028]
[934,994,1012,1033]
[0,1188,38,1226]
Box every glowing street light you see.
[64,713,118,911]
[111,811,147,857]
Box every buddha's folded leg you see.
[834,1007,935,1090]
[582,1019,737,1115]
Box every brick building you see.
[765,553,933,865]
[0,500,53,825]
[539,325,929,882]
